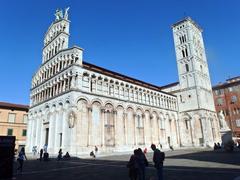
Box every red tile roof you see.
[0,102,29,111]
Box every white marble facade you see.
[26,10,220,155]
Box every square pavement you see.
[12,148,240,180]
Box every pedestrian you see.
[143,147,147,154]
[127,149,139,180]
[95,146,98,157]
[90,151,96,159]
[63,152,71,159]
[57,148,63,161]
[160,144,163,149]
[39,149,43,161]
[32,146,37,156]
[43,144,48,153]
[137,148,148,180]
[151,144,165,180]
[17,147,27,173]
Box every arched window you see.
[184,34,187,42]
[231,95,237,104]
[185,48,188,57]
[185,64,189,72]
[182,50,185,58]
[55,46,57,54]
[179,36,182,44]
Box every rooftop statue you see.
[64,7,70,20]
[55,7,70,21]
[55,9,63,21]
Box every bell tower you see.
[172,17,215,112]
[172,17,220,146]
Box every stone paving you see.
[12,148,240,180]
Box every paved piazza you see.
[13,148,240,180]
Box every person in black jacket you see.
[151,144,165,180]
[137,148,148,180]
[127,149,139,180]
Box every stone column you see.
[48,111,56,153]
[71,76,76,88]
[113,110,117,146]
[76,75,82,89]
[142,114,146,145]
[101,108,105,147]
[123,113,127,145]
[63,79,66,92]
[26,118,33,152]
[39,118,44,149]
[87,107,92,146]
[157,117,160,145]
[150,115,153,143]
[35,117,40,148]
[54,110,59,153]
[133,113,137,146]
[62,110,69,151]
[32,117,37,147]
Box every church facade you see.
[26,9,221,155]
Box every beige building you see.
[0,102,29,150]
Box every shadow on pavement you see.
[167,149,240,166]
[12,153,240,180]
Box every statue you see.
[68,111,75,128]
[218,110,230,130]
[55,8,63,21]
[64,7,70,20]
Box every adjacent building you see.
[0,102,29,150]
[213,76,240,138]
[26,9,220,155]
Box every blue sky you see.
[0,0,239,105]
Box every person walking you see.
[151,144,165,180]
[17,147,27,173]
[39,149,43,161]
[137,148,148,180]
[57,148,63,161]
[95,146,98,157]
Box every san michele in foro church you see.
[26,8,221,155]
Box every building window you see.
[185,48,188,56]
[8,113,16,123]
[185,120,189,130]
[236,120,240,127]
[231,95,237,104]
[182,50,185,58]
[217,98,223,106]
[228,87,233,92]
[215,89,224,96]
[185,64,189,72]
[200,65,203,73]
[23,114,28,124]
[7,129,13,136]
[22,129,27,136]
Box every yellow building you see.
[0,102,29,150]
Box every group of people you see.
[213,142,222,150]
[127,144,165,180]
[57,148,71,161]
[90,146,98,159]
